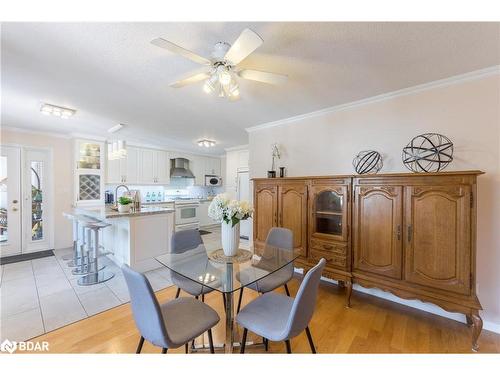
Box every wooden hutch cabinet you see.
[253,171,483,351]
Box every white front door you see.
[237,170,251,240]
[23,148,53,253]
[0,146,22,256]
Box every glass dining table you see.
[156,244,300,354]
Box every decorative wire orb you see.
[402,133,453,173]
[352,150,383,174]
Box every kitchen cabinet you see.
[190,156,206,186]
[199,200,218,227]
[205,157,221,176]
[74,139,105,206]
[106,147,169,185]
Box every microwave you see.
[205,175,222,186]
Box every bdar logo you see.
[0,339,18,354]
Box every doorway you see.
[237,169,251,240]
[0,145,54,257]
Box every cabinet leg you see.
[345,280,352,308]
[338,280,345,288]
[470,312,483,352]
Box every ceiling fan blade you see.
[151,38,211,65]
[224,29,263,65]
[169,68,212,88]
[238,69,288,85]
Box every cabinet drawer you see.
[310,248,346,268]
[310,238,346,256]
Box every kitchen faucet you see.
[115,184,130,206]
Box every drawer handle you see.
[322,244,333,250]
[397,225,401,241]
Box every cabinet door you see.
[106,158,121,183]
[155,150,170,184]
[253,184,278,246]
[353,185,403,279]
[205,158,221,175]
[310,185,348,242]
[404,186,471,295]
[139,149,155,183]
[191,156,205,186]
[125,147,139,184]
[75,140,104,171]
[279,183,308,257]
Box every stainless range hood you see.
[170,158,195,178]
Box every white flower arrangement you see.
[208,193,253,227]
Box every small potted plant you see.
[117,196,133,213]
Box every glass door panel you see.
[313,188,346,240]
[24,148,52,253]
[77,142,102,169]
[30,161,44,241]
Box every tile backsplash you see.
[105,183,224,202]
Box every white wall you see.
[1,129,74,249]
[248,72,500,331]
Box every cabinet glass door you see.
[77,141,102,169]
[313,188,345,238]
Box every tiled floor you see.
[0,248,172,342]
[0,225,246,343]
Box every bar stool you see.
[77,221,115,285]
[71,218,104,276]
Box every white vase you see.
[118,203,131,213]
[221,221,240,257]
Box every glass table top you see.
[156,244,300,294]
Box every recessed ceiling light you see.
[40,103,76,119]
[197,139,216,148]
[108,124,124,133]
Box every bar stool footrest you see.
[77,271,115,286]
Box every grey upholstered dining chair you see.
[236,227,294,313]
[236,258,326,354]
[170,229,225,306]
[122,264,220,353]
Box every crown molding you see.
[1,125,73,139]
[246,65,500,133]
[224,144,249,152]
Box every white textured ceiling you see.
[2,22,499,154]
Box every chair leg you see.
[136,336,144,354]
[161,348,168,354]
[237,287,244,313]
[284,283,290,297]
[195,295,198,300]
[207,329,215,354]
[222,293,226,310]
[285,340,292,354]
[175,287,181,299]
[240,328,248,354]
[263,338,269,352]
[305,326,316,354]
[202,294,205,303]
[185,343,188,354]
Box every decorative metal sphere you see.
[402,133,453,173]
[352,150,383,174]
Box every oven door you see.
[175,204,199,225]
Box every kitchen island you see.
[74,205,175,272]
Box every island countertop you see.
[72,204,175,220]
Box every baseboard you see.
[293,268,500,334]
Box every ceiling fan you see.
[151,28,287,101]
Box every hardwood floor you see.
[32,276,500,354]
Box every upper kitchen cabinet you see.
[138,148,170,184]
[106,146,169,185]
[74,139,105,206]
[205,157,221,176]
